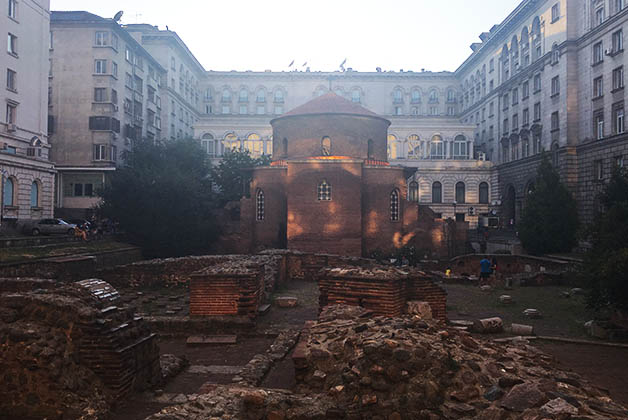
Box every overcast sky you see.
[51,0,521,72]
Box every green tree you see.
[584,166,628,311]
[518,154,579,255]
[211,149,271,205]
[99,138,218,257]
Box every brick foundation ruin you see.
[0,278,160,419]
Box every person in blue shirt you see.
[480,257,492,285]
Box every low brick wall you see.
[189,262,264,319]
[318,267,447,322]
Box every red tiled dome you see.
[281,92,380,118]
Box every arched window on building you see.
[244,133,263,157]
[532,16,542,60]
[31,180,40,208]
[274,89,284,102]
[367,139,374,159]
[256,88,266,102]
[321,136,332,156]
[411,89,421,103]
[387,134,398,159]
[429,89,438,103]
[393,89,403,103]
[390,190,400,221]
[256,189,265,221]
[222,88,231,101]
[479,182,489,204]
[317,180,331,201]
[502,44,510,80]
[533,132,542,154]
[351,89,361,103]
[455,181,466,204]
[409,181,419,202]
[223,133,239,153]
[3,177,15,207]
[432,181,442,203]
[239,88,248,102]
[407,134,421,159]
[551,43,560,64]
[201,133,216,157]
[430,135,444,159]
[521,26,530,66]
[282,138,288,157]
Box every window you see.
[447,90,456,103]
[390,190,400,221]
[455,182,466,204]
[430,135,444,159]
[503,118,509,135]
[551,3,560,22]
[523,108,530,126]
[533,74,541,92]
[95,31,109,46]
[6,102,16,124]
[317,180,331,201]
[615,155,625,167]
[6,68,16,91]
[222,105,230,114]
[94,59,107,74]
[595,160,604,180]
[88,116,120,132]
[596,7,605,26]
[394,106,403,115]
[534,102,541,121]
[513,114,519,130]
[551,111,559,131]
[94,87,107,102]
[7,33,17,55]
[321,136,331,156]
[522,81,529,99]
[447,106,455,116]
[409,181,419,202]
[8,0,16,18]
[618,0,626,13]
[594,76,604,97]
[489,80,494,91]
[30,181,39,207]
[274,105,283,115]
[522,138,530,157]
[256,190,264,221]
[93,144,107,161]
[411,89,421,103]
[429,89,438,103]
[594,110,605,139]
[429,106,438,116]
[551,76,560,96]
[3,177,14,206]
[393,89,403,103]
[352,90,361,103]
[613,29,624,53]
[489,58,494,72]
[593,41,603,64]
[489,101,494,116]
[274,90,284,103]
[255,105,264,115]
[613,102,625,134]
[453,135,467,159]
[432,182,442,203]
[512,88,518,105]
[613,67,624,90]
[239,88,248,102]
[479,182,489,204]
[239,105,247,115]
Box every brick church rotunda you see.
[241,93,421,257]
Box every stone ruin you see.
[146,305,628,420]
[0,278,161,419]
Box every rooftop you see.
[281,93,381,118]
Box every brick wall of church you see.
[286,161,363,256]
[249,167,288,252]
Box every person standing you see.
[480,256,492,285]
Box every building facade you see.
[457,0,628,225]
[49,12,166,217]
[0,0,55,226]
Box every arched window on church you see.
[282,138,288,157]
[479,182,489,204]
[318,180,331,201]
[321,136,331,156]
[390,189,400,221]
[409,181,419,202]
[256,189,265,221]
[367,139,374,159]
[432,181,442,203]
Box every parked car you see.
[24,218,77,236]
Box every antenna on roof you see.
[113,10,123,23]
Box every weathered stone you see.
[484,385,504,401]
[500,382,547,412]
[406,301,433,320]
[540,398,578,416]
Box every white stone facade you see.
[0,0,55,225]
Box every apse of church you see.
[240,93,422,257]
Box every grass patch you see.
[0,240,136,264]
[443,282,595,338]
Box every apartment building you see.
[0,0,55,225]
[49,11,165,217]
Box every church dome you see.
[271,93,390,161]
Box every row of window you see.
[255,185,402,222]
[419,181,490,205]
[206,87,285,103]
[392,88,457,104]
[388,134,470,160]
[593,101,625,139]
[592,29,624,64]
[591,0,626,29]
[3,178,42,208]
[204,104,285,116]
[501,133,544,163]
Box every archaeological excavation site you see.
[1,250,627,420]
